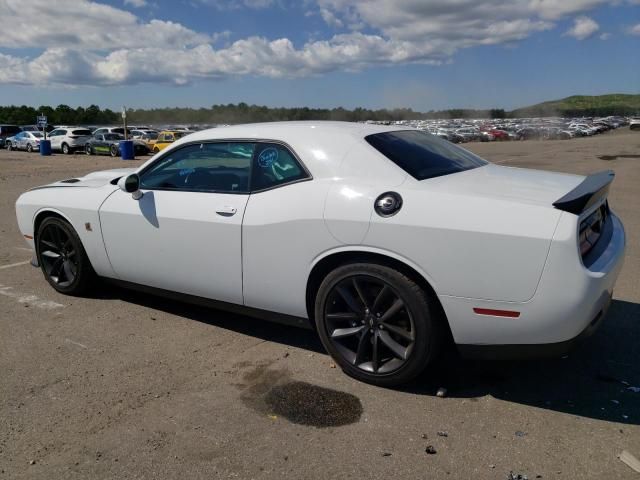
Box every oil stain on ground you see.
[264,381,363,427]
[236,362,363,428]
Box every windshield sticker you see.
[258,147,278,168]
[179,168,195,176]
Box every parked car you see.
[5,131,43,152]
[48,127,93,154]
[489,129,510,141]
[153,130,193,152]
[21,125,55,133]
[93,127,133,137]
[137,131,159,150]
[0,125,21,146]
[630,118,640,131]
[85,133,150,157]
[15,122,626,386]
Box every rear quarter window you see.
[365,130,488,180]
[72,129,92,136]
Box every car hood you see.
[31,168,137,190]
[419,164,584,207]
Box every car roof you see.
[151,121,414,181]
[185,121,402,144]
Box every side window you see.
[49,129,61,136]
[140,142,254,193]
[251,143,308,191]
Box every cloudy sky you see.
[0,0,638,110]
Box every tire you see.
[110,144,119,157]
[314,263,442,386]
[61,143,70,155]
[27,144,33,153]
[6,142,12,151]
[36,217,96,296]
[153,146,159,154]
[85,144,93,155]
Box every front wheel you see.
[314,263,442,386]
[85,144,93,155]
[110,144,119,157]
[36,217,95,295]
[6,142,12,151]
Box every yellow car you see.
[152,130,193,153]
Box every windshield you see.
[365,130,488,180]
[104,133,124,140]
[31,132,43,138]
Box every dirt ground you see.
[0,129,639,479]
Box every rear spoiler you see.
[553,170,614,215]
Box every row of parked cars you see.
[0,124,195,156]
[367,115,633,143]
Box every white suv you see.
[48,127,93,154]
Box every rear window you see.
[72,129,92,136]
[365,130,488,180]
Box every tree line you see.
[0,103,634,126]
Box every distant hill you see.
[511,94,640,117]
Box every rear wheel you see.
[27,143,33,153]
[6,142,12,151]
[110,144,119,157]
[36,217,95,296]
[152,146,160,154]
[61,143,70,154]
[85,144,93,155]
[315,263,442,386]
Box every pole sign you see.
[121,106,127,119]
[37,114,48,139]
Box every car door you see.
[49,129,65,150]
[99,141,253,304]
[94,135,107,154]
[14,132,25,150]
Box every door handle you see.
[216,206,237,217]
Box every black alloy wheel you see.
[315,263,441,386]
[85,144,93,155]
[37,217,95,295]
[110,144,119,157]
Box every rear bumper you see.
[441,211,626,352]
[457,293,610,359]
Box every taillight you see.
[579,203,608,258]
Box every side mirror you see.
[117,173,143,200]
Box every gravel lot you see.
[1,129,639,479]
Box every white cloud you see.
[599,32,611,39]
[0,0,209,49]
[0,0,633,87]
[629,23,640,35]
[565,15,600,39]
[124,0,147,7]
[197,0,275,10]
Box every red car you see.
[490,129,510,141]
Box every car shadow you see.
[96,284,640,425]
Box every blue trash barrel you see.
[40,140,51,156]
[120,140,134,160]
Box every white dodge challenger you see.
[15,122,626,386]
